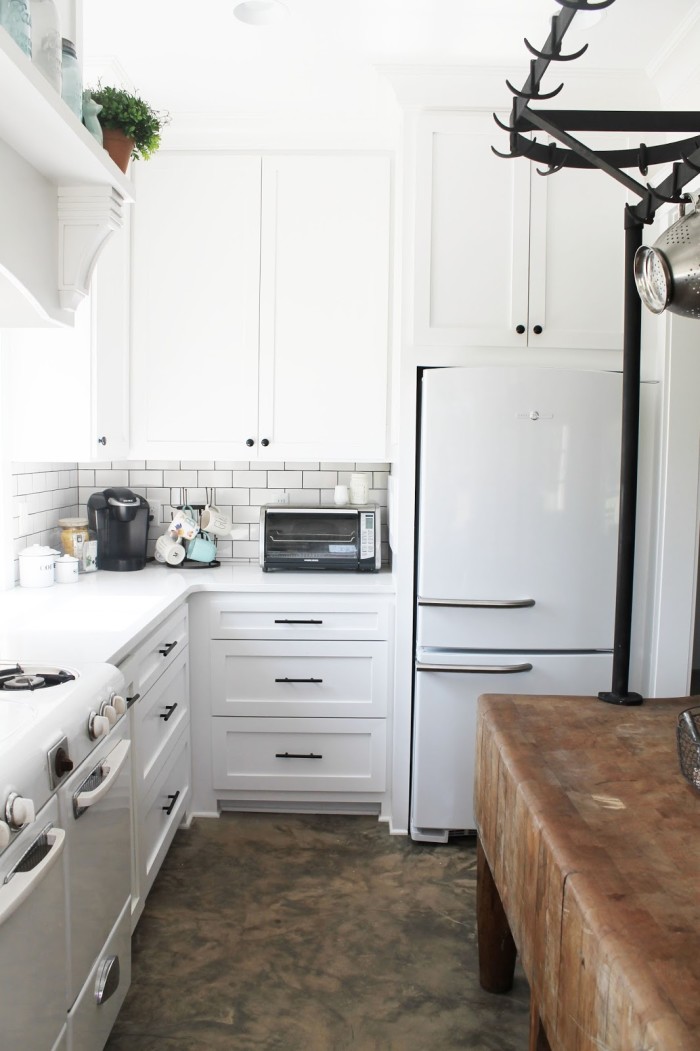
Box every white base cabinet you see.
[189,591,394,817]
[117,603,191,929]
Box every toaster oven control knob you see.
[111,693,127,717]
[100,702,117,727]
[0,820,10,850]
[5,793,36,830]
[88,712,110,740]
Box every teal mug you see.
[186,531,217,563]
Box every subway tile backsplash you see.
[10,460,390,581]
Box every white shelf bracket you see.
[57,185,125,311]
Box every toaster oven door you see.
[263,510,359,570]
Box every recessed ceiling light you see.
[233,0,288,26]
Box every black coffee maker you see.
[87,488,150,571]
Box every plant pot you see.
[101,128,135,173]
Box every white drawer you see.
[211,641,388,718]
[211,717,386,793]
[133,647,190,799]
[67,898,131,1051]
[119,604,189,702]
[139,728,191,902]
[208,595,391,641]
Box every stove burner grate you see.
[0,664,76,692]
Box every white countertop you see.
[0,563,396,666]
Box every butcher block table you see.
[474,693,699,1051]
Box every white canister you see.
[54,554,80,583]
[19,545,59,588]
[349,473,370,505]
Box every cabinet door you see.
[258,154,391,461]
[413,111,531,348]
[130,152,261,459]
[528,135,626,350]
[4,222,130,462]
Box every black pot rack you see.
[494,0,700,706]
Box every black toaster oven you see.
[260,505,381,572]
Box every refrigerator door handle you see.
[417,597,535,609]
[415,662,533,674]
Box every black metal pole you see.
[599,209,645,706]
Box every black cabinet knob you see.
[532,325,543,335]
[516,324,525,335]
[97,435,107,445]
[261,438,270,447]
[246,438,255,447]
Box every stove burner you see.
[0,664,76,692]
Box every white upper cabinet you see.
[130,151,392,462]
[412,111,625,351]
[4,218,131,461]
[130,152,262,460]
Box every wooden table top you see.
[475,693,700,1051]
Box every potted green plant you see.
[88,85,169,173]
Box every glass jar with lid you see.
[0,0,32,57]
[29,0,61,91]
[58,517,97,572]
[60,37,82,121]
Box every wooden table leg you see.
[529,994,552,1051]
[476,836,517,993]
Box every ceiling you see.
[82,0,700,123]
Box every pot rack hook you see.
[637,143,648,176]
[537,144,564,176]
[506,65,564,101]
[491,135,539,161]
[553,0,617,10]
[681,152,700,175]
[493,112,515,133]
[524,17,589,62]
[647,162,687,206]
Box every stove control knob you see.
[111,694,127,717]
[88,712,110,740]
[54,746,74,778]
[100,703,117,727]
[6,793,35,830]
[0,820,10,849]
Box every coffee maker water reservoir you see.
[87,488,151,571]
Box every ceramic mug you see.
[200,504,233,536]
[333,484,349,505]
[169,506,198,541]
[349,473,370,505]
[187,531,217,563]
[155,533,186,566]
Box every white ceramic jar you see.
[18,545,59,588]
[54,554,79,583]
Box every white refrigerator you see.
[411,366,622,842]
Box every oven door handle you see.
[74,739,131,811]
[0,826,66,928]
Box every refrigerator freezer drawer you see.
[416,600,614,651]
[410,651,613,842]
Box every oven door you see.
[262,509,360,570]
[0,795,68,1051]
[59,723,132,1013]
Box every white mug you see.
[333,484,349,505]
[349,473,370,505]
[169,509,198,541]
[200,504,233,536]
[155,533,186,566]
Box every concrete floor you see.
[106,813,530,1050]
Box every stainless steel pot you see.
[634,194,700,318]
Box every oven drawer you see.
[211,641,388,718]
[119,603,189,702]
[133,646,190,798]
[67,897,131,1051]
[139,728,191,901]
[211,717,386,792]
[208,596,391,641]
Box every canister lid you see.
[59,518,89,528]
[55,554,79,563]
[20,545,59,557]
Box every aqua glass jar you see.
[60,37,82,120]
[0,0,32,57]
[29,0,61,91]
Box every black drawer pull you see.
[126,693,140,708]
[162,790,180,816]
[158,641,178,657]
[274,619,323,625]
[275,752,323,760]
[159,703,178,721]
[274,677,323,684]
